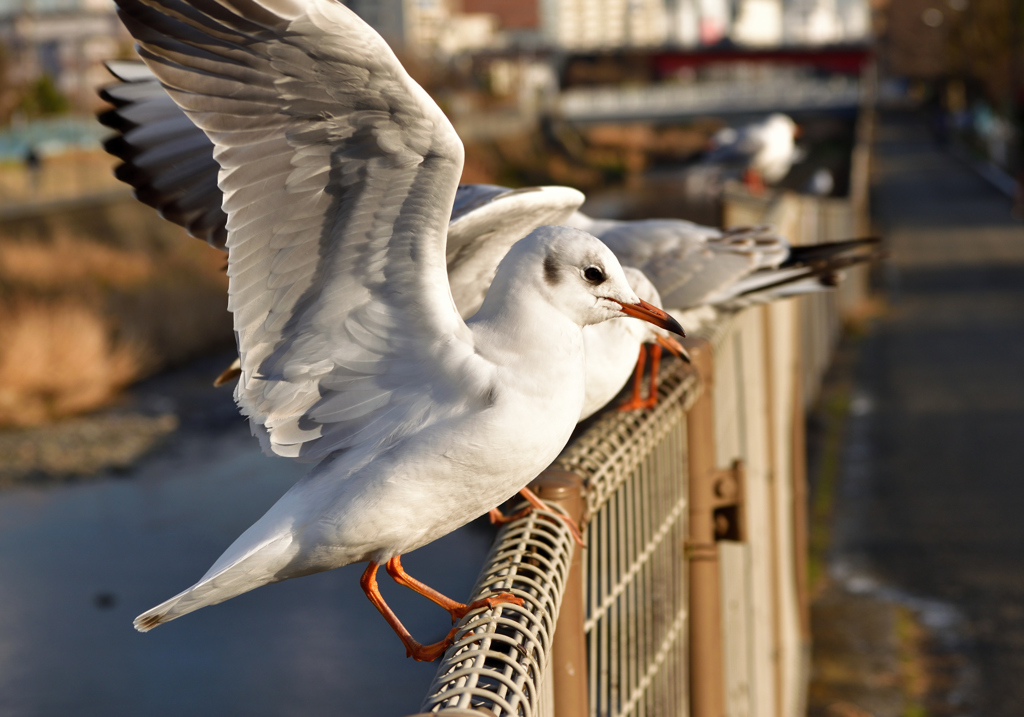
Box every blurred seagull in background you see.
[703,113,804,193]
[111,0,683,661]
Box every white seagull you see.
[114,0,683,661]
[445,189,691,420]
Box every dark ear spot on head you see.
[543,255,560,286]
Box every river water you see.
[0,356,497,717]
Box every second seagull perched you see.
[115,0,684,661]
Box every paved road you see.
[849,111,1024,715]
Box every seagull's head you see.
[493,225,685,338]
[767,113,798,138]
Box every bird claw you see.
[449,591,524,621]
[490,490,586,549]
[404,626,460,661]
[617,396,655,412]
[538,510,586,549]
[488,506,531,525]
[405,591,525,660]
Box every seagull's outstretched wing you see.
[447,184,585,317]
[98,77,586,319]
[115,0,478,462]
[704,123,765,167]
[99,61,225,248]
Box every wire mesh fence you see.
[555,359,697,717]
[421,359,699,717]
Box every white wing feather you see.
[447,184,585,317]
[117,0,481,462]
[100,75,586,320]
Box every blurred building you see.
[348,0,871,58]
[0,0,130,115]
[542,0,671,49]
[345,0,455,56]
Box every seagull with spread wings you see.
[98,69,690,420]
[112,0,684,661]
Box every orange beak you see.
[655,334,691,363]
[793,124,804,138]
[613,298,686,338]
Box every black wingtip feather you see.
[781,236,882,268]
[742,251,881,298]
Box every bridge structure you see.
[553,44,870,123]
[555,74,862,123]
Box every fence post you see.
[530,469,588,717]
[790,302,812,644]
[684,338,727,717]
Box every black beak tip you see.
[666,316,686,339]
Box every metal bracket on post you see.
[529,468,588,717]
[710,459,746,542]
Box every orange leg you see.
[360,561,458,662]
[642,344,663,410]
[743,168,766,195]
[618,344,649,412]
[487,488,586,548]
[384,555,523,623]
[518,487,585,548]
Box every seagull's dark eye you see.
[583,266,606,284]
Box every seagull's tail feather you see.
[134,527,301,632]
[780,237,881,267]
[716,249,882,310]
[133,553,283,632]
[134,580,229,632]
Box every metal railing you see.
[420,504,576,715]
